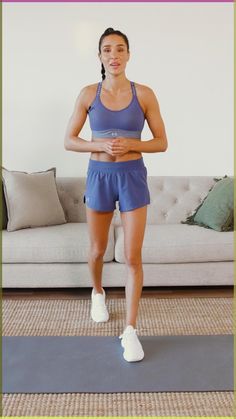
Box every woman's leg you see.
[86,207,114,294]
[120,205,148,327]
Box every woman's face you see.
[99,34,130,76]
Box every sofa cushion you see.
[181,175,234,232]
[1,167,67,232]
[2,222,115,263]
[114,224,233,263]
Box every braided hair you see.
[98,27,130,80]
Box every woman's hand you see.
[101,137,131,156]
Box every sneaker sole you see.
[123,351,144,362]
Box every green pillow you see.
[181,175,234,232]
[1,180,8,229]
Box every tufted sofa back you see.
[56,176,224,226]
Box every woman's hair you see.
[98,27,130,80]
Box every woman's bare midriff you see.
[90,138,142,162]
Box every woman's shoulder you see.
[133,82,155,97]
[78,83,100,110]
[79,83,99,97]
[133,82,157,115]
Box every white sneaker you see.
[119,325,144,362]
[91,288,109,323]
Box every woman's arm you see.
[64,87,105,153]
[129,86,168,153]
[108,86,168,156]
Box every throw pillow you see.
[1,166,67,232]
[1,180,8,229]
[181,175,234,232]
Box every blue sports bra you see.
[87,81,145,139]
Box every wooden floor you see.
[3,286,234,300]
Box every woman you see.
[64,27,168,362]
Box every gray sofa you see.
[2,175,234,288]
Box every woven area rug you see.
[3,296,235,417]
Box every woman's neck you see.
[102,75,130,94]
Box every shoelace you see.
[119,328,138,339]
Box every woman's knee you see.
[89,244,107,260]
[124,251,142,267]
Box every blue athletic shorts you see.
[83,157,150,212]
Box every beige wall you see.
[2,2,233,176]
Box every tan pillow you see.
[1,166,67,232]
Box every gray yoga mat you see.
[3,335,233,393]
